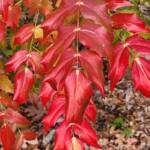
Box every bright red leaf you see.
[109,43,129,91]
[14,24,34,44]
[112,13,150,33]
[42,96,65,132]
[4,108,31,126]
[41,27,76,70]
[85,100,96,122]
[0,0,13,18]
[41,5,75,32]
[6,50,28,72]
[6,49,42,73]
[0,124,15,150]
[22,130,37,140]
[106,0,132,11]
[80,50,105,95]
[13,68,34,104]
[43,49,75,89]
[64,70,93,124]
[4,5,21,29]
[0,21,5,42]
[74,120,101,148]
[109,35,150,91]
[125,35,150,56]
[40,82,57,106]
[54,122,72,150]
[132,57,150,97]
[42,0,112,33]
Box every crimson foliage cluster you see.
[0,0,149,149]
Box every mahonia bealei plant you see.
[0,0,149,149]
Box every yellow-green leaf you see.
[0,74,13,93]
[33,26,44,39]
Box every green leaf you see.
[113,29,132,45]
[121,128,132,137]
[141,15,150,26]
[111,117,124,129]
[33,26,44,39]
[138,32,150,40]
[2,49,14,57]
[116,6,139,14]
[130,0,139,5]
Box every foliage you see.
[0,0,149,149]
[111,117,124,129]
[111,117,132,137]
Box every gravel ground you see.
[93,78,150,150]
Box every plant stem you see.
[15,0,23,6]
[29,11,40,52]
[76,0,81,69]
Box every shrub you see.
[0,0,149,149]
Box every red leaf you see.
[0,112,5,121]
[0,92,18,110]
[0,0,12,11]
[109,43,129,91]
[44,49,75,89]
[22,130,37,140]
[41,26,75,70]
[14,131,36,150]
[106,0,132,11]
[64,70,93,124]
[122,23,150,33]
[81,0,112,30]
[27,51,43,73]
[14,24,34,45]
[5,108,30,126]
[54,122,72,150]
[0,21,5,42]
[62,0,112,30]
[0,124,15,150]
[74,120,101,148]
[85,100,96,122]
[79,24,113,59]
[80,50,105,95]
[132,58,150,97]
[13,68,34,104]
[0,0,13,18]
[6,50,42,73]
[112,13,149,33]
[4,5,21,29]
[109,35,150,91]
[42,5,75,32]
[41,24,112,71]
[14,134,24,150]
[112,13,143,27]
[42,0,112,32]
[39,82,56,106]
[6,50,28,72]
[126,35,150,56]
[42,96,65,132]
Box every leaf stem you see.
[15,0,23,6]
[29,11,40,52]
[76,0,81,69]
